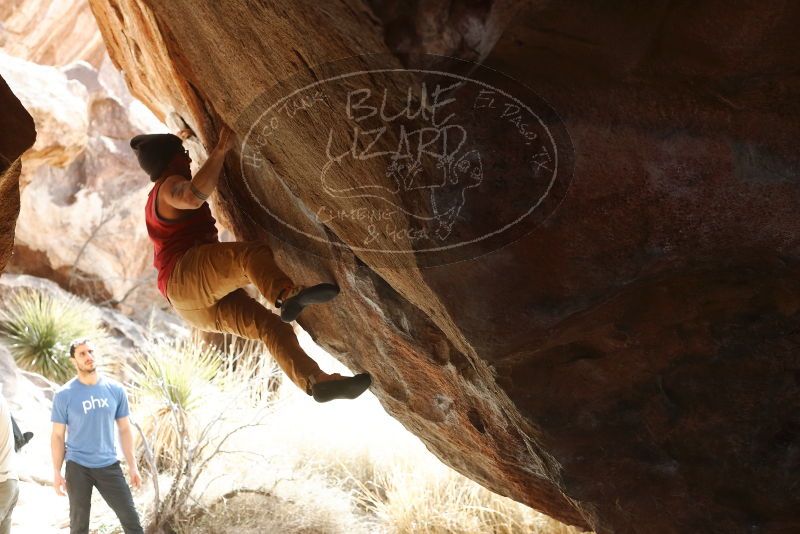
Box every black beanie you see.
[129,133,184,181]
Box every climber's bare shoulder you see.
[157,175,200,218]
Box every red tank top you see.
[144,179,219,299]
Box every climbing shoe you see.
[311,373,372,403]
[277,282,340,322]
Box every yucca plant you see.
[0,288,110,383]
[127,333,279,532]
[126,337,220,471]
[215,334,282,404]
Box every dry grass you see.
[126,336,220,471]
[131,329,588,534]
[182,475,368,534]
[351,462,583,534]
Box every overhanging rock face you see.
[87,1,800,532]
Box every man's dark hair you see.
[68,338,92,358]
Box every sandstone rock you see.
[367,0,524,65]
[0,71,35,274]
[0,50,88,169]
[0,0,104,67]
[86,1,800,532]
[89,96,139,139]
[97,51,133,106]
[13,164,151,291]
[63,59,104,95]
[0,49,174,320]
[97,50,168,136]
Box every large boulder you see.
[0,0,104,67]
[0,49,172,320]
[0,50,87,170]
[0,71,35,273]
[86,1,800,532]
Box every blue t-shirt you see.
[50,375,131,468]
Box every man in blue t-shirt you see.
[50,339,143,534]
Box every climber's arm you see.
[162,126,235,210]
[160,174,205,210]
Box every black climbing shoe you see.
[278,282,340,322]
[312,373,372,403]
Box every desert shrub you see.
[0,288,110,383]
[126,336,219,471]
[214,334,282,403]
[127,332,284,532]
[126,331,584,534]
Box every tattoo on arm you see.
[190,183,209,201]
[170,182,186,199]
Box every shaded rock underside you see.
[36,1,800,532]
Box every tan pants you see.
[167,241,322,395]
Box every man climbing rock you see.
[131,126,371,402]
